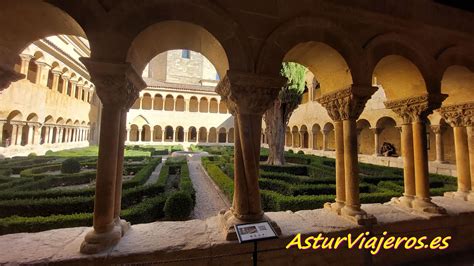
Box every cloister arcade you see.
[0,0,474,264]
[131,93,228,114]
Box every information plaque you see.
[234,221,278,243]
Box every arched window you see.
[165,95,174,111]
[142,94,152,110]
[164,126,174,141]
[199,97,208,112]
[218,128,227,143]
[175,96,185,111]
[209,98,218,113]
[154,94,163,110]
[175,127,184,142]
[189,97,198,112]
[188,127,197,142]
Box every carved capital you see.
[439,102,474,127]
[80,58,146,109]
[430,125,446,135]
[215,71,286,115]
[316,85,377,121]
[384,94,447,124]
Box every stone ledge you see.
[0,197,473,265]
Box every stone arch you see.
[175,95,185,112]
[189,96,198,112]
[153,125,162,142]
[120,1,252,77]
[131,115,150,128]
[46,61,59,89]
[228,128,234,143]
[440,65,474,106]
[209,98,218,113]
[154,94,164,110]
[198,127,207,142]
[366,33,439,97]
[175,126,184,142]
[218,128,227,143]
[164,126,174,141]
[199,97,209,113]
[164,94,174,111]
[188,126,197,142]
[356,119,373,155]
[300,125,309,148]
[376,117,400,156]
[437,45,474,77]
[142,93,152,110]
[208,127,217,143]
[311,124,322,150]
[257,17,363,90]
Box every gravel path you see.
[144,157,167,185]
[187,154,230,220]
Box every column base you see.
[324,201,344,215]
[412,197,447,214]
[390,195,415,208]
[340,205,377,226]
[80,218,130,254]
[467,192,474,203]
[218,209,281,241]
[444,191,469,201]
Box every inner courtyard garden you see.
[0,145,457,235]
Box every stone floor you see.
[187,154,230,219]
[0,197,473,265]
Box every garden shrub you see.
[163,191,193,220]
[27,153,37,157]
[297,150,304,155]
[61,158,81,174]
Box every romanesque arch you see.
[198,127,207,142]
[153,125,163,142]
[199,97,208,113]
[175,96,185,112]
[175,126,184,142]
[208,127,217,143]
[164,126,174,141]
[311,124,322,150]
[154,94,163,110]
[164,95,174,111]
[356,119,373,155]
[188,126,197,142]
[209,98,218,113]
[189,97,198,112]
[218,128,227,143]
[376,117,400,156]
[142,93,152,110]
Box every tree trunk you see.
[264,100,286,165]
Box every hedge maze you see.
[0,146,195,235]
[200,146,457,212]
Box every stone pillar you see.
[322,129,329,151]
[35,62,51,87]
[184,131,188,142]
[440,103,473,201]
[16,124,23,146]
[48,126,54,144]
[467,126,474,202]
[318,85,377,225]
[215,71,285,240]
[70,80,78,98]
[33,126,40,145]
[0,121,4,147]
[57,127,63,143]
[138,129,143,142]
[62,76,69,95]
[27,124,35,145]
[372,128,382,156]
[51,70,62,91]
[386,94,447,214]
[19,54,32,76]
[431,125,446,163]
[10,124,18,146]
[79,58,145,254]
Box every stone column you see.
[216,71,286,240]
[70,80,78,98]
[51,70,62,91]
[16,123,24,146]
[33,126,40,145]
[322,129,329,151]
[184,131,188,142]
[126,128,130,142]
[10,124,18,146]
[440,103,473,201]
[48,126,54,144]
[431,125,446,163]
[79,58,145,254]
[387,94,446,214]
[138,129,143,142]
[57,127,63,144]
[467,126,474,202]
[0,121,4,147]
[19,54,32,76]
[318,85,377,225]
[35,62,51,87]
[27,124,35,145]
[62,76,69,95]
[372,128,382,156]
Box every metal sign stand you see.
[234,221,278,266]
